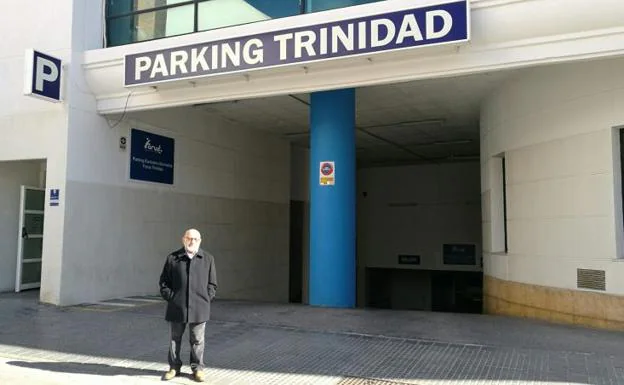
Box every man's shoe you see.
[162,369,178,381]
[193,370,206,382]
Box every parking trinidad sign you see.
[124,0,469,87]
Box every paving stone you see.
[0,291,623,384]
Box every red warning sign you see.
[319,161,335,186]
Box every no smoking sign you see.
[319,161,335,186]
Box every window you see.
[106,0,206,46]
[305,0,382,13]
[618,128,624,258]
[619,129,624,218]
[502,156,508,253]
[491,154,508,254]
[106,0,386,47]
[197,0,301,32]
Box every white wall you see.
[0,161,43,292]
[357,162,482,271]
[59,105,291,305]
[0,0,73,160]
[0,0,77,303]
[481,57,624,295]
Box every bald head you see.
[182,228,202,254]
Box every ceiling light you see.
[432,139,472,145]
[397,119,445,126]
[359,119,445,130]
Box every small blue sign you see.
[50,189,60,207]
[443,244,476,265]
[26,50,62,102]
[125,0,468,86]
[130,129,175,185]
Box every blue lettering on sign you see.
[125,0,468,86]
[130,129,175,185]
[29,50,62,101]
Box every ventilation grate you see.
[577,269,606,291]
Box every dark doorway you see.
[366,268,482,314]
[289,200,305,303]
[431,271,482,313]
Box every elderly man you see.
[159,229,217,382]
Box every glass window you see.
[490,155,508,254]
[107,0,190,17]
[24,213,44,235]
[23,238,43,261]
[107,16,135,46]
[305,0,384,13]
[107,1,197,46]
[501,157,508,253]
[157,4,195,39]
[106,0,135,18]
[21,261,42,284]
[106,0,386,47]
[25,189,44,211]
[198,0,300,32]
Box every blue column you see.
[309,88,356,308]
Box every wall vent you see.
[576,269,606,291]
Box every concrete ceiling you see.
[193,70,515,167]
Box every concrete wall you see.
[481,57,624,329]
[357,162,482,270]
[59,105,291,305]
[0,161,44,292]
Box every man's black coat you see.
[159,247,217,323]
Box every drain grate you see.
[337,377,414,385]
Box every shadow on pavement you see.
[6,361,163,378]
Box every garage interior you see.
[191,70,514,314]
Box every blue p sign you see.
[24,49,62,102]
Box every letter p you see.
[35,57,59,92]
[135,57,152,81]
[26,50,62,101]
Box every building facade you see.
[1,0,624,330]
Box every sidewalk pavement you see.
[0,291,623,384]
